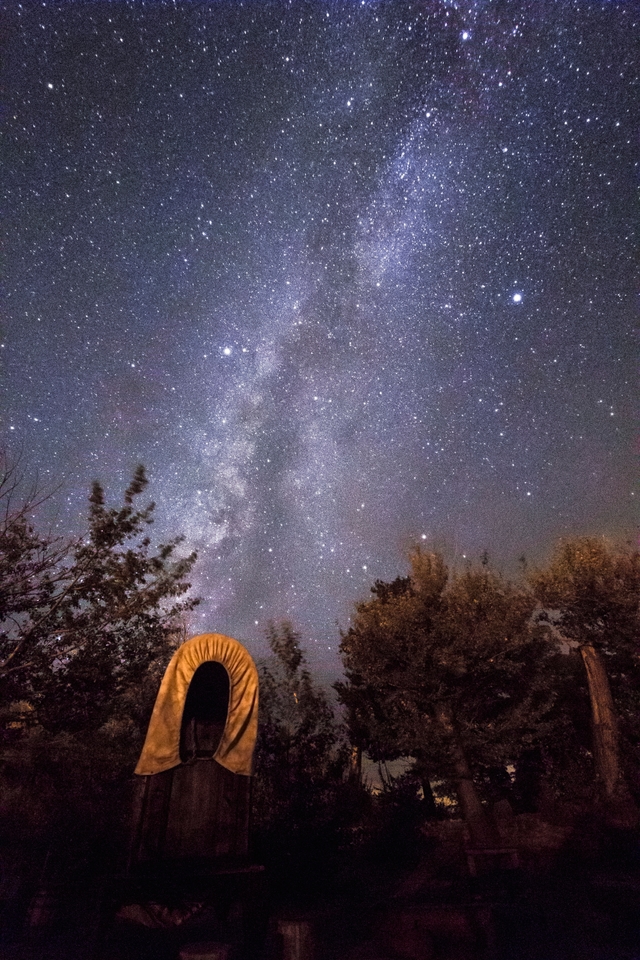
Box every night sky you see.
[3,0,637,670]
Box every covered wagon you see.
[130,633,259,868]
[103,636,266,955]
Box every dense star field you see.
[3,1,637,668]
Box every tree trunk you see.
[413,752,439,819]
[435,704,500,848]
[580,643,639,827]
[349,744,362,781]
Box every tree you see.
[530,537,640,827]
[0,453,71,687]
[338,549,555,848]
[254,621,348,824]
[0,464,199,732]
[253,622,354,884]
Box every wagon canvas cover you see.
[135,633,259,777]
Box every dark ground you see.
[2,826,640,960]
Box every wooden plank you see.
[162,761,250,859]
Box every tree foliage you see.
[530,538,640,823]
[0,462,199,733]
[530,538,640,651]
[340,550,554,769]
[0,456,70,682]
[252,622,362,886]
[338,549,557,840]
[254,621,348,826]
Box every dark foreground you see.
[2,828,640,960]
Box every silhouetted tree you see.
[254,622,348,822]
[0,453,71,690]
[0,464,198,732]
[0,462,199,866]
[252,622,357,887]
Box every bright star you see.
[222,346,232,356]
[512,293,522,303]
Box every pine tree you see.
[0,464,199,732]
[252,621,354,881]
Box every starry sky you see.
[3,0,637,671]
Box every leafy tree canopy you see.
[530,537,640,659]
[530,538,640,822]
[338,549,557,777]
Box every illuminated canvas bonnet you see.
[135,633,259,777]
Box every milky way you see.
[3,1,637,670]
